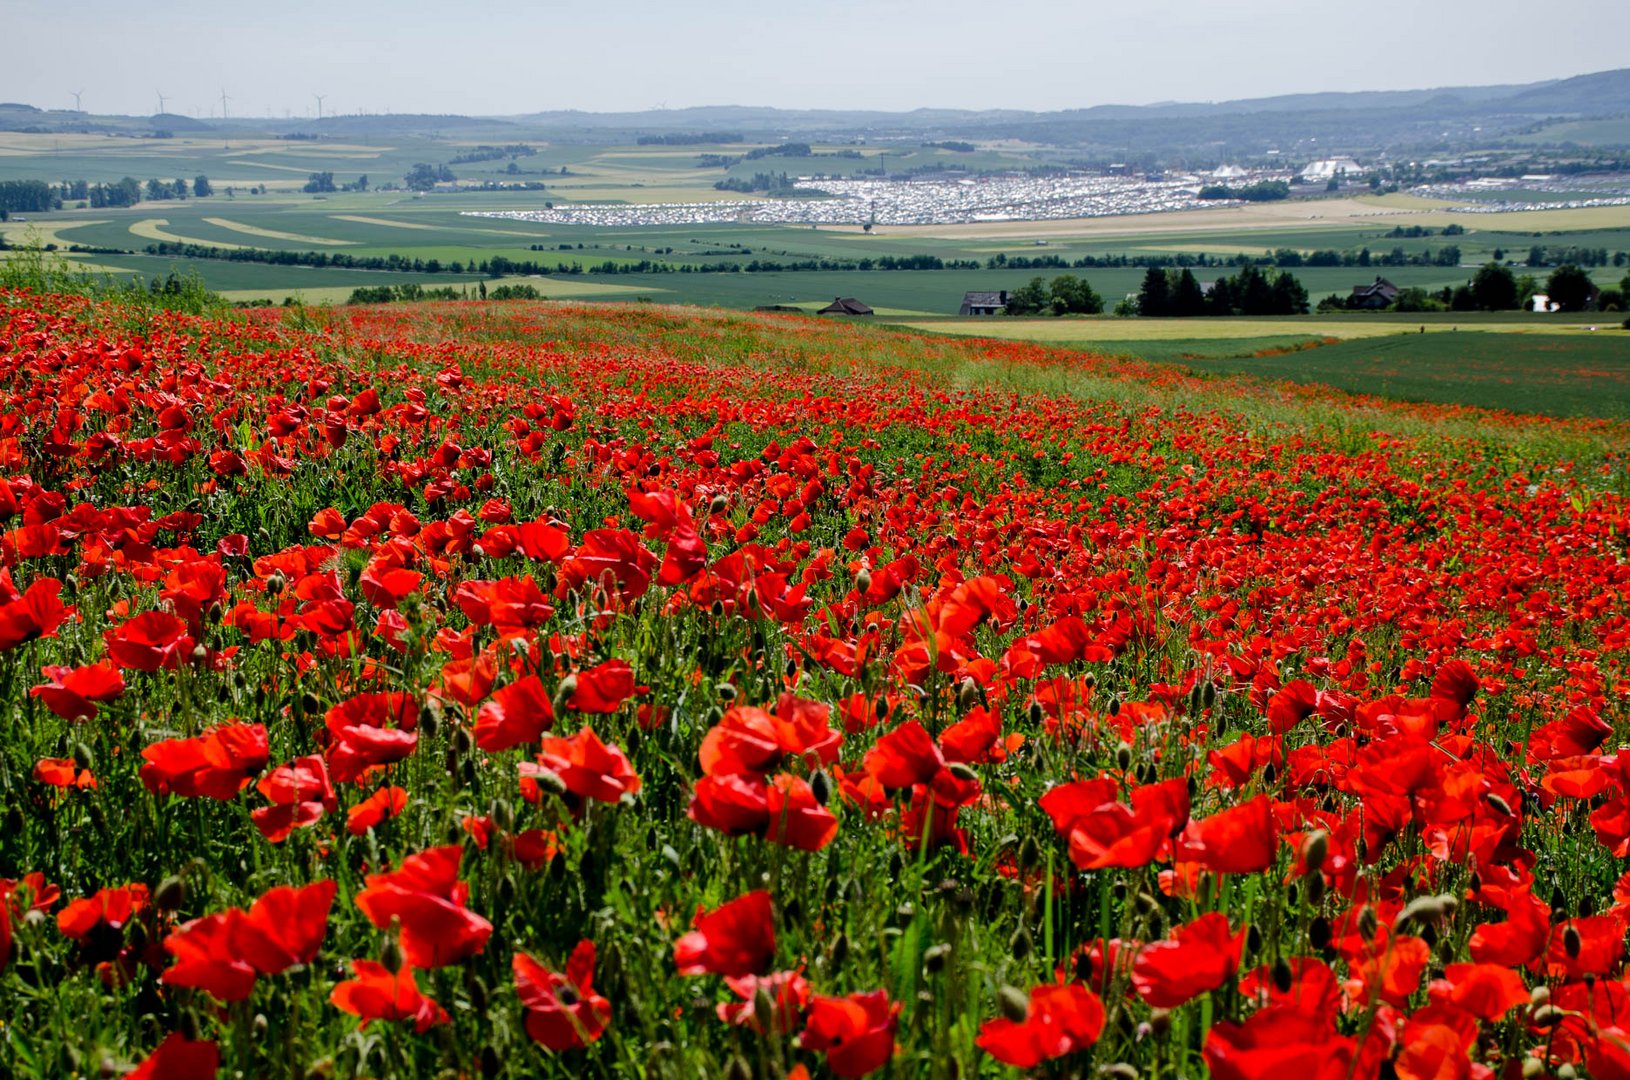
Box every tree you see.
[1136,267,1170,317]
[1470,262,1518,311]
[304,172,337,194]
[1048,274,1102,315]
[193,175,212,198]
[1546,265,1595,312]
[1004,277,1050,316]
[1169,269,1207,317]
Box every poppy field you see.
[5,287,1630,1080]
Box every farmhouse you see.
[960,291,1009,316]
[818,297,873,316]
[1350,276,1400,309]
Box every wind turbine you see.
[156,90,168,115]
[70,89,84,112]
[314,93,326,120]
[219,88,230,120]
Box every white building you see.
[1301,157,1362,182]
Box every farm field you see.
[6,281,1630,1077]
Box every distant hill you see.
[3,69,1627,158]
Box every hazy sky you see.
[9,0,1628,118]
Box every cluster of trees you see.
[1137,265,1309,317]
[1197,180,1291,202]
[303,172,367,194]
[636,133,743,145]
[142,177,206,201]
[347,280,543,305]
[4,175,221,214]
[1319,263,1625,314]
[1525,245,1624,268]
[0,180,57,214]
[1003,274,1104,316]
[1385,224,1465,238]
[448,144,537,164]
[923,141,976,153]
[714,172,800,194]
[404,163,457,191]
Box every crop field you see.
[5,280,1630,1078]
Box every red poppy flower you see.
[162,880,335,1001]
[331,960,449,1034]
[474,674,555,752]
[1425,963,1530,1021]
[1174,795,1279,874]
[104,610,194,672]
[674,890,776,977]
[58,883,148,941]
[347,786,409,835]
[514,939,612,1050]
[127,1033,219,1080]
[699,694,843,778]
[522,727,640,805]
[568,659,637,714]
[716,969,811,1034]
[34,757,94,789]
[1204,1006,1355,1080]
[30,661,124,721]
[802,989,899,1078]
[0,573,69,652]
[140,722,269,800]
[976,981,1105,1068]
[354,846,492,968]
[1132,912,1246,1007]
[325,692,419,783]
[252,755,335,843]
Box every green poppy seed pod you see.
[1028,699,1044,725]
[717,682,737,701]
[709,493,729,514]
[1309,915,1332,951]
[1099,1065,1139,1080]
[491,798,514,833]
[155,874,186,912]
[1302,830,1329,873]
[1521,1058,1545,1080]
[266,570,285,596]
[947,761,979,783]
[1486,792,1514,817]
[300,691,322,717]
[809,768,832,806]
[189,643,208,665]
[1108,699,1121,718]
[453,725,473,755]
[854,569,872,595]
[998,985,1030,1024]
[531,767,568,798]
[924,942,952,975]
[1009,925,1033,961]
[252,1013,269,1039]
[72,741,94,771]
[957,677,978,712]
[1202,681,1217,708]
[553,674,578,709]
[419,706,439,740]
[1188,681,1204,714]
[1565,925,1583,959]
[725,1055,753,1080]
[1307,873,1327,906]
[1558,1064,1578,1080]
[1115,741,1132,771]
[1272,956,1293,993]
[1148,1008,1172,1037]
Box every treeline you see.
[1525,245,1623,268]
[1319,263,1627,314]
[0,180,56,213]
[347,281,544,305]
[1197,180,1290,201]
[637,133,743,145]
[448,144,537,164]
[1003,275,1104,316]
[1136,265,1309,316]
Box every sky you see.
[7,0,1629,119]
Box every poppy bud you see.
[189,643,208,664]
[948,761,979,783]
[957,677,978,712]
[480,1046,500,1079]
[1115,741,1132,771]
[467,974,489,1012]
[888,851,905,879]
[810,768,832,806]
[267,571,285,596]
[1017,835,1041,872]
[1564,925,1583,959]
[1010,926,1033,960]
[855,569,872,595]
[531,766,568,798]
[1521,1058,1544,1080]
[1485,792,1514,817]
[1246,924,1262,955]
[179,1009,201,1041]
[1108,700,1121,718]
[1262,762,1277,785]
[1202,681,1216,708]
[553,674,578,710]
[1531,1003,1564,1028]
[1309,915,1332,951]
[830,933,849,970]
[252,1013,269,1039]
[924,942,952,974]
[717,682,737,701]
[453,725,473,755]
[998,985,1030,1023]
[72,741,94,771]
[1099,1066,1139,1080]
[1557,1065,1578,1080]
[1028,700,1044,725]
[1357,906,1378,939]
[1301,830,1329,873]
[155,874,186,912]
[381,933,403,974]
[497,873,516,906]
[784,898,803,928]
